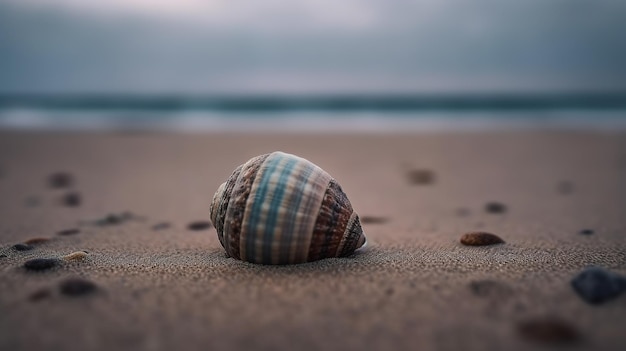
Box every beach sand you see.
[0,130,625,351]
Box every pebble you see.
[62,192,81,207]
[152,222,172,231]
[13,243,34,251]
[460,232,505,246]
[455,208,471,217]
[24,237,51,245]
[48,172,74,189]
[187,221,212,231]
[59,278,98,296]
[517,317,581,344]
[23,258,60,271]
[62,251,88,262]
[407,169,436,185]
[28,288,52,302]
[93,212,135,226]
[360,216,389,224]
[485,202,507,214]
[579,229,594,235]
[556,181,574,195]
[570,266,626,305]
[57,228,80,236]
[469,280,513,298]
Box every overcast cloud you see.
[1,0,625,94]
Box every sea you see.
[1,94,625,133]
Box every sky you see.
[1,0,625,95]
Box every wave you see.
[1,108,625,133]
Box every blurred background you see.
[1,0,625,131]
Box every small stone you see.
[460,232,505,246]
[28,288,52,302]
[556,181,574,195]
[579,229,594,235]
[469,280,513,298]
[407,169,436,185]
[57,228,80,236]
[24,237,51,245]
[48,172,74,189]
[102,214,123,225]
[455,208,471,217]
[485,202,507,214]
[571,266,626,305]
[360,216,389,224]
[517,317,581,344]
[62,251,88,262]
[152,222,171,231]
[94,213,130,226]
[24,258,60,271]
[13,243,34,251]
[62,192,81,207]
[187,221,212,231]
[59,278,97,296]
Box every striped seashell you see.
[210,151,366,265]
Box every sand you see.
[0,130,625,351]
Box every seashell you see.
[210,151,366,265]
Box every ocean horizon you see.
[1,93,626,132]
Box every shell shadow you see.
[206,246,372,277]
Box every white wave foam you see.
[1,108,625,133]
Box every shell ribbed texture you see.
[210,152,366,264]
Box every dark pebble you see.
[556,181,574,195]
[360,216,389,225]
[13,243,34,251]
[455,208,471,217]
[518,317,581,344]
[460,232,505,246]
[469,280,513,298]
[579,229,594,235]
[187,221,212,231]
[29,288,52,302]
[0,254,6,259]
[98,214,124,225]
[24,258,60,271]
[48,172,74,189]
[59,278,98,296]
[152,222,172,231]
[62,192,81,207]
[407,169,436,185]
[571,266,626,305]
[485,202,507,214]
[57,228,80,236]
[94,212,135,226]
[24,237,51,245]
